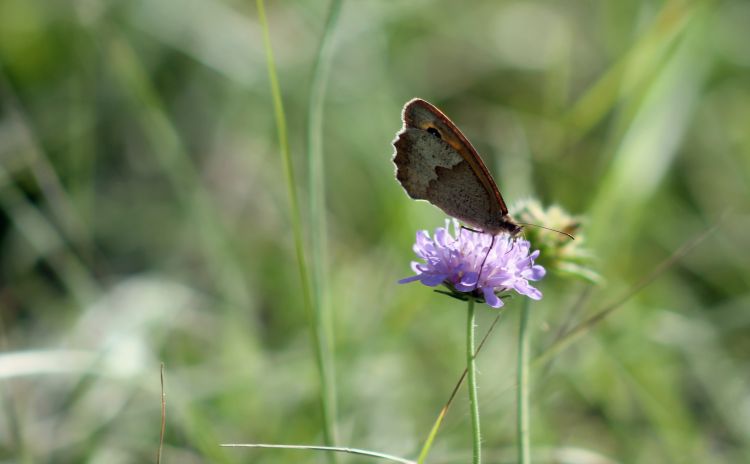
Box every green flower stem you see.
[517,299,531,464]
[416,311,504,464]
[466,299,481,464]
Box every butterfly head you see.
[506,222,524,237]
[483,215,523,237]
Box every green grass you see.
[1,0,749,463]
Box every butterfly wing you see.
[392,99,510,233]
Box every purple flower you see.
[399,219,546,308]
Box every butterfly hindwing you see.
[393,127,498,231]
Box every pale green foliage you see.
[0,1,748,463]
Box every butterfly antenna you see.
[515,222,576,240]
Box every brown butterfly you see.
[392,98,522,236]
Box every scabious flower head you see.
[512,199,601,284]
[399,219,546,308]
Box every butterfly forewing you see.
[392,98,519,235]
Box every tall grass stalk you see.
[307,0,345,452]
[256,0,337,454]
[563,0,695,138]
[107,37,250,311]
[588,10,709,251]
[0,165,97,304]
[0,71,93,259]
[533,222,717,367]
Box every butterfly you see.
[392,98,522,236]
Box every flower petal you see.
[459,272,479,288]
[526,265,546,281]
[398,275,423,284]
[513,280,543,300]
[483,287,504,308]
[420,274,448,287]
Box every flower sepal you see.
[434,286,513,307]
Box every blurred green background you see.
[1,0,749,462]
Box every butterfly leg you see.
[454,224,481,244]
[506,236,516,255]
[474,234,496,291]
[460,225,482,234]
